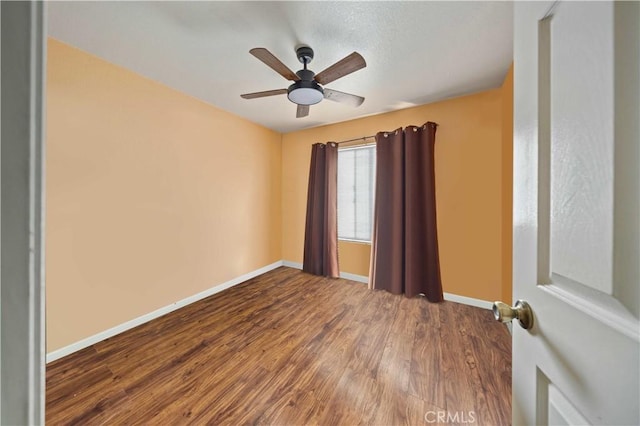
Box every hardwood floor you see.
[46,267,511,425]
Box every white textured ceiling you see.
[47,1,513,133]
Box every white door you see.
[511,1,639,425]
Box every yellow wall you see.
[501,65,514,304]
[47,37,514,352]
[46,39,282,352]
[282,89,506,302]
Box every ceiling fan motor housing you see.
[297,68,315,81]
[288,50,323,105]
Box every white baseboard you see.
[282,260,368,283]
[46,260,284,363]
[339,271,368,284]
[281,260,491,309]
[443,292,493,310]
[282,260,302,269]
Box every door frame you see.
[1,1,47,424]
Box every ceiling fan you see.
[241,45,366,118]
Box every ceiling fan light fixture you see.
[243,46,366,117]
[287,80,324,105]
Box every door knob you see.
[492,300,534,330]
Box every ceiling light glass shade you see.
[287,81,324,105]
[288,87,323,105]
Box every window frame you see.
[337,144,376,244]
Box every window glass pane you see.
[337,145,375,242]
[338,150,356,239]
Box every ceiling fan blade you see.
[314,52,366,85]
[323,88,365,107]
[296,104,309,118]
[250,48,300,81]
[240,89,288,99]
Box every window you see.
[337,145,376,242]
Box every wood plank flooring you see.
[46,267,511,425]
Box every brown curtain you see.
[303,142,339,278]
[369,122,443,301]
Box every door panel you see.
[546,382,590,426]
[514,1,639,425]
[549,1,613,295]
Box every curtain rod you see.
[334,123,439,145]
[335,135,376,145]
